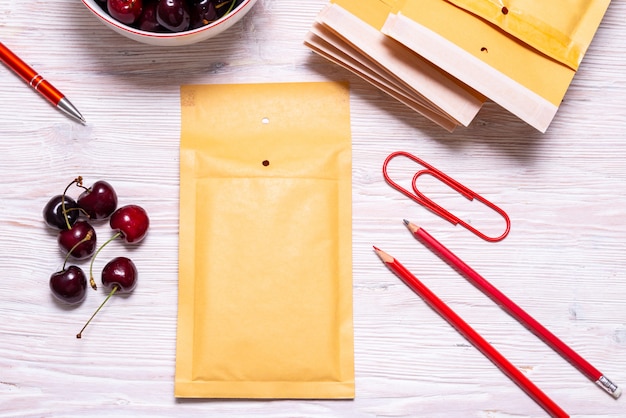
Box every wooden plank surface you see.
[0,1,624,416]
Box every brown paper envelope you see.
[325,0,485,127]
[382,0,610,131]
[175,81,354,399]
[446,0,611,70]
[304,25,460,131]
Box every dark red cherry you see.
[77,180,118,221]
[107,0,143,25]
[136,0,165,32]
[87,205,148,291]
[102,257,138,293]
[157,0,190,32]
[110,205,149,243]
[58,221,97,260]
[189,0,218,29]
[43,195,79,230]
[50,265,87,305]
[77,257,138,339]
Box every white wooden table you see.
[1,1,625,417]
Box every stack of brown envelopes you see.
[305,0,611,132]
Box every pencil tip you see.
[403,219,419,233]
[372,245,380,252]
[373,247,393,263]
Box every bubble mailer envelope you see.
[175,81,355,399]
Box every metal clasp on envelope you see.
[382,151,510,242]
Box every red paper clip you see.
[382,151,510,242]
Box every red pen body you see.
[0,42,85,123]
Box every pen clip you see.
[382,151,510,242]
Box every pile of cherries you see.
[43,177,149,338]
[96,0,241,33]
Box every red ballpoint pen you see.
[0,42,85,124]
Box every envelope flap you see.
[331,0,400,29]
[445,0,611,70]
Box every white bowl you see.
[81,0,257,46]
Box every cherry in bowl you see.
[81,0,258,46]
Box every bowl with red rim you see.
[81,0,257,46]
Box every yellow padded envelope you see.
[382,0,611,131]
[175,81,354,399]
[324,0,486,128]
[447,0,611,71]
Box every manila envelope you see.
[318,0,485,128]
[447,0,611,71]
[175,81,355,399]
[382,0,611,132]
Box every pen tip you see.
[57,98,86,125]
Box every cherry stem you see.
[225,0,237,14]
[216,0,236,14]
[61,176,83,230]
[76,285,118,339]
[62,230,94,270]
[88,232,122,290]
[66,206,90,218]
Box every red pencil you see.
[0,42,85,124]
[373,246,569,418]
[403,219,621,399]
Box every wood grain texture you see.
[0,0,625,417]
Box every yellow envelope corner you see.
[446,0,611,71]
